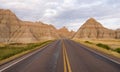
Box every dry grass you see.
[74,39,120,49]
[0,40,53,65]
[73,39,120,58]
[0,43,6,47]
[88,39,120,49]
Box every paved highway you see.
[0,39,120,72]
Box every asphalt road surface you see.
[0,39,120,72]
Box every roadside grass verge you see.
[73,39,120,58]
[0,40,53,64]
[84,40,120,54]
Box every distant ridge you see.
[57,26,75,38]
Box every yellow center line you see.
[63,44,67,72]
[62,40,72,72]
[64,46,72,72]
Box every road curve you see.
[0,39,120,72]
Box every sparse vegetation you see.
[85,41,93,44]
[114,48,120,53]
[96,43,111,50]
[0,40,52,60]
[74,39,120,58]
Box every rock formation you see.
[73,18,116,39]
[1,9,119,43]
[57,26,75,38]
[0,9,21,43]
[116,29,120,39]
[0,9,59,43]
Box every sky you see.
[0,0,120,31]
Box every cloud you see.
[0,0,120,31]
[44,9,57,17]
[98,18,120,30]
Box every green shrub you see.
[85,41,93,44]
[96,43,110,50]
[114,48,120,53]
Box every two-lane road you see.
[0,39,120,72]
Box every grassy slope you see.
[0,40,53,64]
[73,39,120,58]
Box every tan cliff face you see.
[28,22,60,42]
[0,9,60,43]
[116,29,120,39]
[0,9,21,43]
[73,18,116,39]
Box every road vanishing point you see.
[0,39,120,72]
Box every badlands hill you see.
[0,9,120,43]
[57,26,75,38]
[73,18,118,39]
[0,9,60,43]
